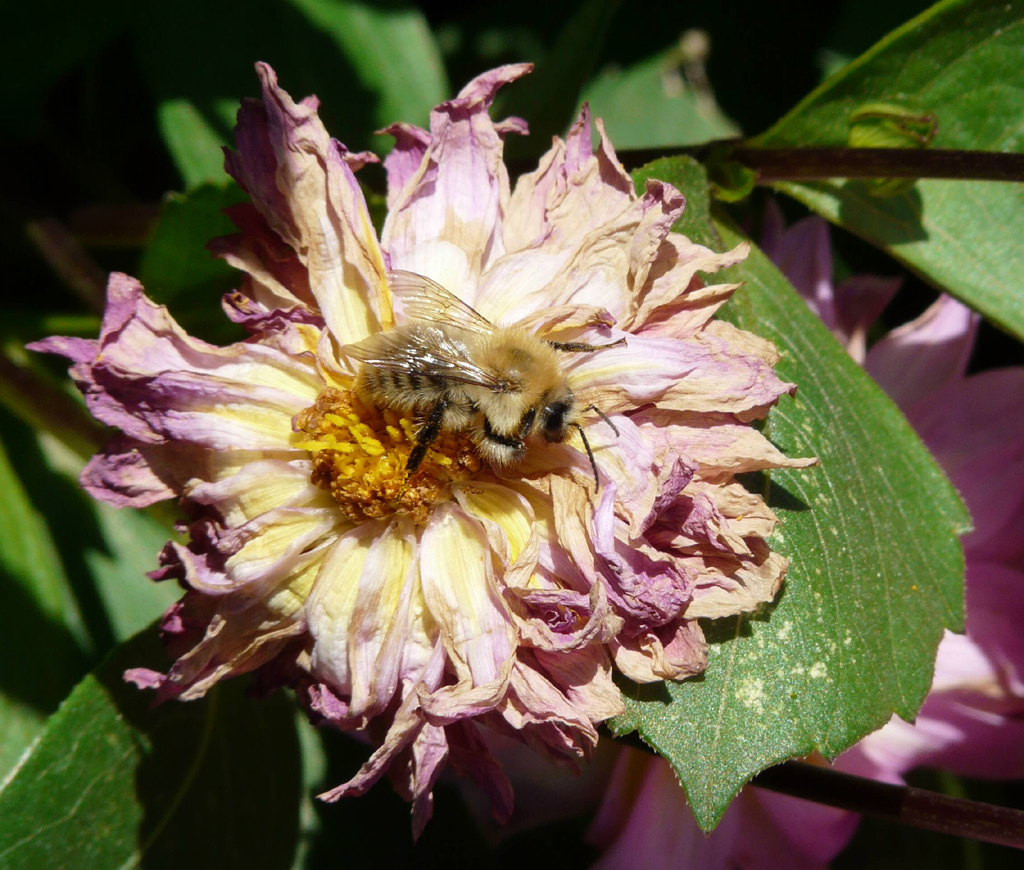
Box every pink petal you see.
[865,295,979,407]
[900,367,1024,562]
[832,274,901,363]
[229,63,390,344]
[80,435,189,507]
[32,273,324,452]
[761,204,836,331]
[378,122,431,209]
[611,619,708,683]
[382,64,533,301]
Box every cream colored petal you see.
[534,646,624,722]
[347,518,417,717]
[703,319,782,366]
[638,411,818,474]
[686,478,780,540]
[224,507,340,590]
[511,303,615,335]
[254,64,389,345]
[453,481,539,589]
[419,503,517,686]
[624,238,748,333]
[400,574,442,687]
[263,540,333,618]
[306,522,382,692]
[212,235,310,313]
[185,458,330,527]
[683,545,790,619]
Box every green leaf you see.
[0,628,302,870]
[750,0,1024,340]
[630,155,715,245]
[0,421,89,780]
[285,0,448,132]
[156,97,239,189]
[134,0,446,187]
[139,183,249,344]
[81,502,181,643]
[581,48,739,150]
[612,158,969,831]
[291,714,328,870]
[0,405,177,656]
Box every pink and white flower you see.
[31,65,812,833]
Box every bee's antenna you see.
[584,404,619,437]
[573,423,600,490]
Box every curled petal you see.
[210,202,316,316]
[228,63,390,343]
[407,723,450,838]
[684,540,789,619]
[378,122,431,209]
[383,64,533,300]
[611,618,708,683]
[319,641,445,802]
[569,331,796,418]
[81,435,192,507]
[495,657,602,765]
[636,408,817,475]
[510,582,623,651]
[533,645,624,722]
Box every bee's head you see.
[539,389,576,443]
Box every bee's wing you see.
[387,270,496,335]
[343,324,511,391]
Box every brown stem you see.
[26,218,107,311]
[616,144,1024,182]
[732,147,1024,182]
[69,203,161,248]
[752,761,1024,850]
[0,353,106,459]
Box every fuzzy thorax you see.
[294,388,481,524]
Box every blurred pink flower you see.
[586,204,1024,868]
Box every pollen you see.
[293,387,481,524]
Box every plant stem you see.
[752,761,1024,850]
[732,147,1024,182]
[26,218,107,311]
[0,352,106,460]
[617,144,1024,182]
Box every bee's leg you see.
[406,399,447,476]
[517,406,537,439]
[583,404,620,437]
[572,423,601,491]
[547,337,627,353]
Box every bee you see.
[343,270,624,487]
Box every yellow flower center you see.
[294,387,481,524]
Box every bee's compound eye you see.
[542,401,570,440]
